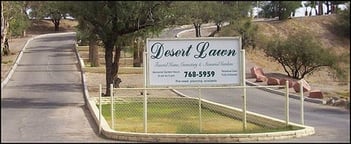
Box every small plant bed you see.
[98,97,301,134]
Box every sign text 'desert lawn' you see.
[147,38,241,87]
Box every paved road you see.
[1,33,119,142]
[177,87,350,143]
[169,22,349,143]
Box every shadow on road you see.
[5,83,82,93]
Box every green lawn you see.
[99,98,300,134]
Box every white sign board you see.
[146,37,241,87]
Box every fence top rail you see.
[108,85,285,90]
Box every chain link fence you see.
[96,82,304,134]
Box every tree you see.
[1,1,30,55]
[132,36,144,67]
[234,19,258,49]
[317,1,323,15]
[215,18,258,49]
[262,31,337,79]
[118,31,150,68]
[211,1,252,32]
[323,1,348,14]
[320,1,347,15]
[88,34,99,67]
[1,2,6,54]
[171,1,252,37]
[68,1,173,96]
[171,2,213,37]
[64,1,101,67]
[211,2,231,32]
[29,1,68,31]
[260,1,300,20]
[333,2,350,38]
[75,18,100,67]
[2,1,30,37]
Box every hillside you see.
[219,15,350,99]
[16,16,350,101]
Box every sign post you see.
[241,49,247,131]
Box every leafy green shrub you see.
[9,13,30,37]
[218,18,258,49]
[262,31,338,80]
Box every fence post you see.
[198,87,202,133]
[110,84,114,130]
[99,84,102,134]
[241,49,247,131]
[300,80,304,125]
[143,52,148,133]
[285,80,289,126]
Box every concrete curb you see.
[73,43,88,105]
[246,80,326,104]
[73,40,112,139]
